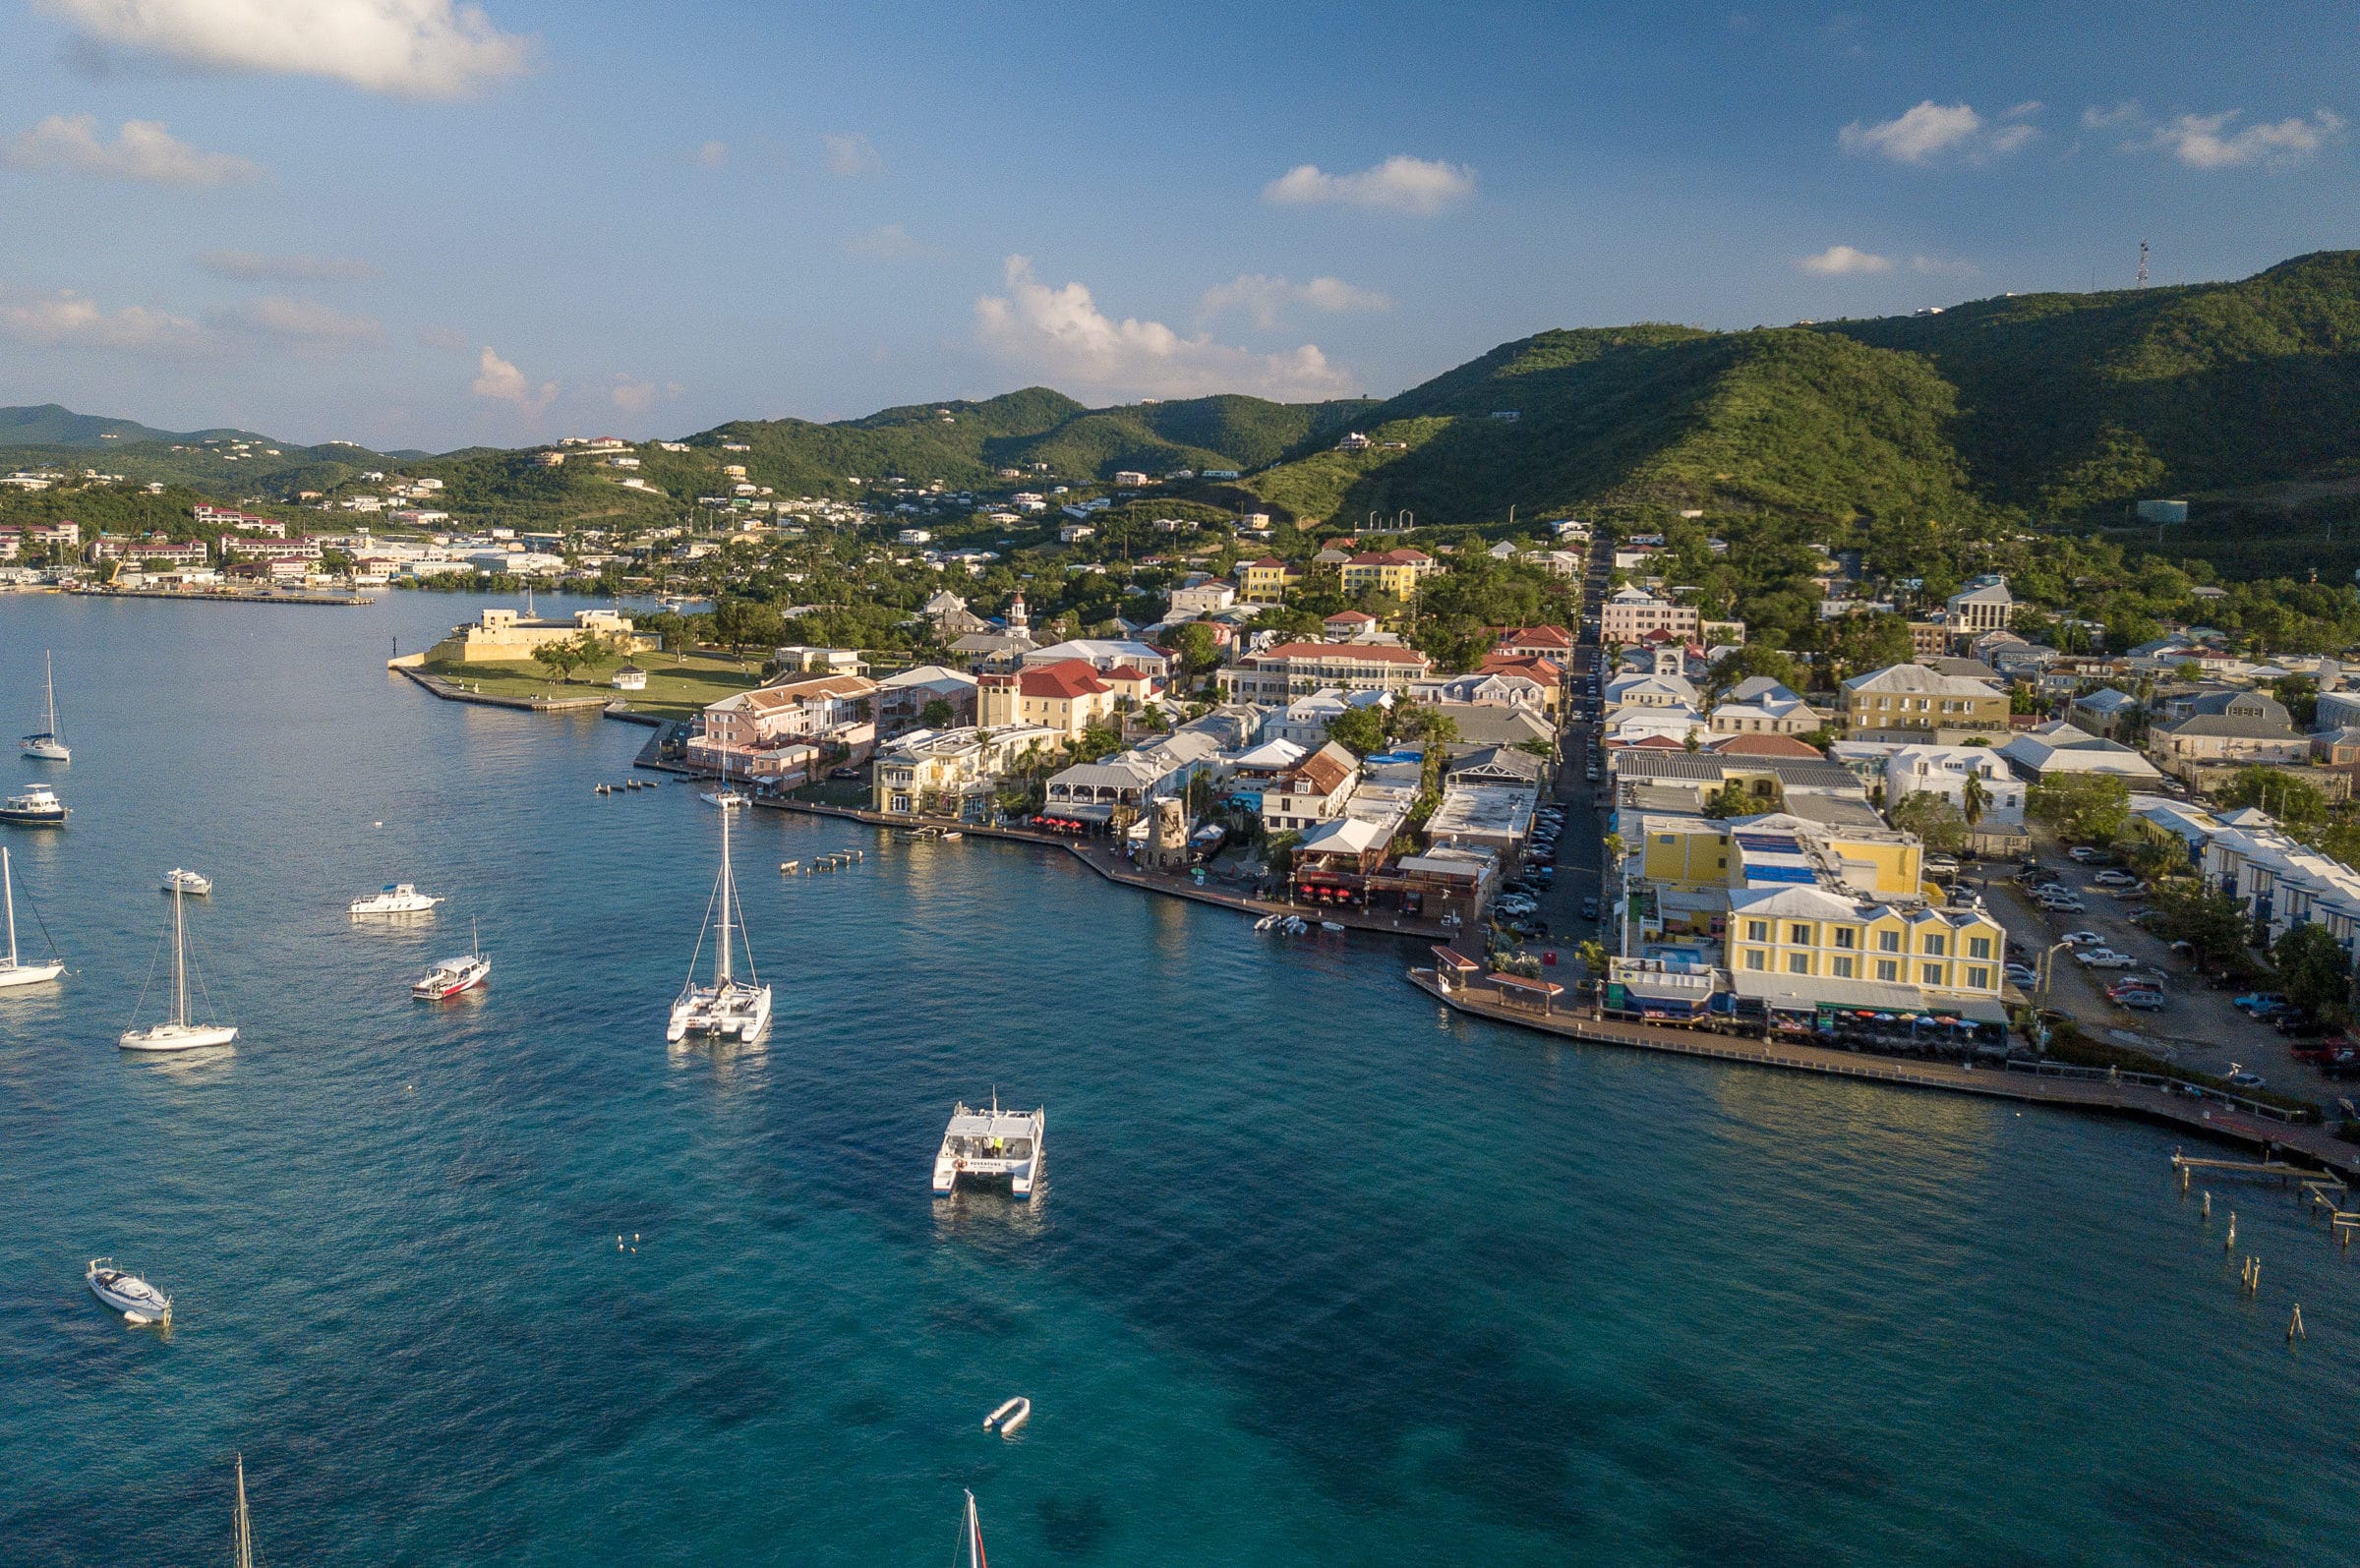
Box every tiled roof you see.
[1256,641,1431,666]
[1020,659,1111,699]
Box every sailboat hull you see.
[119,1022,239,1052]
[667,983,772,1043]
[22,737,69,762]
[0,959,64,988]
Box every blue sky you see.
[0,0,2352,451]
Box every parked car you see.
[2059,930,2104,947]
[1580,897,1600,919]
[2274,1015,2331,1038]
[2112,989,2168,1011]
[2040,898,2089,914]
[2233,991,2289,1014]
[2094,870,2137,886]
[2005,962,2040,987]
[2067,845,2100,862]
[2227,1070,2267,1088]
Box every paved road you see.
[1512,546,1611,955]
[1993,837,2350,1113]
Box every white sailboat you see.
[667,793,771,1043]
[0,845,63,988]
[22,649,68,761]
[120,879,238,1051]
[87,1257,172,1324]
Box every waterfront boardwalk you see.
[67,584,370,607]
[756,797,1460,940]
[393,664,619,714]
[1408,966,2360,1178]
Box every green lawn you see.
[429,648,764,719]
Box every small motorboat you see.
[87,1258,171,1324]
[981,1396,1032,1436]
[412,922,491,1000]
[349,883,442,916]
[1320,920,1345,932]
[0,784,68,826]
[161,868,212,897]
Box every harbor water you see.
[2,591,2356,1564]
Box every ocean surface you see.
[2,589,2357,1566]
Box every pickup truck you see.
[2076,949,2138,968]
[2232,992,2288,1014]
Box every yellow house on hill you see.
[417,607,652,666]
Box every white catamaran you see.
[121,878,238,1052]
[22,649,68,762]
[667,793,771,1043]
[0,845,64,989]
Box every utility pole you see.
[2137,240,2149,289]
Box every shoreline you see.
[1406,965,2358,1177]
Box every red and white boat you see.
[412,921,491,1000]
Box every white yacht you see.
[349,883,442,916]
[0,784,68,826]
[87,1258,171,1324]
[932,1094,1045,1198]
[120,879,238,1052]
[22,650,68,762]
[668,794,772,1043]
[0,845,64,989]
[162,868,213,897]
[413,920,491,999]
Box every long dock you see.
[67,584,370,607]
[1409,966,2360,1177]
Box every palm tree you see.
[1961,772,1990,829]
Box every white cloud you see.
[692,140,726,169]
[37,0,533,97]
[0,288,210,353]
[1838,100,2037,164]
[1262,154,1474,215]
[197,249,373,281]
[1200,273,1391,330]
[417,323,471,351]
[2082,101,2146,131]
[1798,244,1893,275]
[216,294,383,351]
[3,114,259,185]
[471,345,555,413]
[843,223,936,261]
[975,256,1352,402]
[823,133,883,177]
[2146,108,2344,170]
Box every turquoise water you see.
[2,591,2357,1565]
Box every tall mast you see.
[234,1453,254,1568]
[44,650,58,735]
[3,846,17,968]
[966,1489,986,1568]
[173,881,188,1027]
[714,800,733,987]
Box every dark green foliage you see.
[2275,922,2353,1020]
[1325,706,1386,757]
[2027,773,2131,843]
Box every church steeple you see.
[1006,592,1030,638]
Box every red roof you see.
[1325,610,1377,624]
[1257,641,1431,665]
[1500,624,1573,649]
[1345,548,1432,567]
[1246,555,1288,569]
[1019,659,1111,699]
[1708,733,1824,758]
[1614,734,1687,749]
[1476,654,1564,679]
[1100,664,1152,682]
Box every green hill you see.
[1242,251,2360,531]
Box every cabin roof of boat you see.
[947,1109,1039,1137]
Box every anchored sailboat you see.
[667,792,771,1042]
[22,649,68,762]
[121,878,237,1051]
[0,845,63,989]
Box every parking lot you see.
[1992,842,2355,1110]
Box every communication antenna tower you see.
[2137,240,2150,289]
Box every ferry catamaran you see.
[413,919,492,1000]
[0,846,64,989]
[932,1093,1046,1198]
[667,792,771,1043]
[22,650,68,761]
[349,882,442,915]
[120,879,238,1051]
